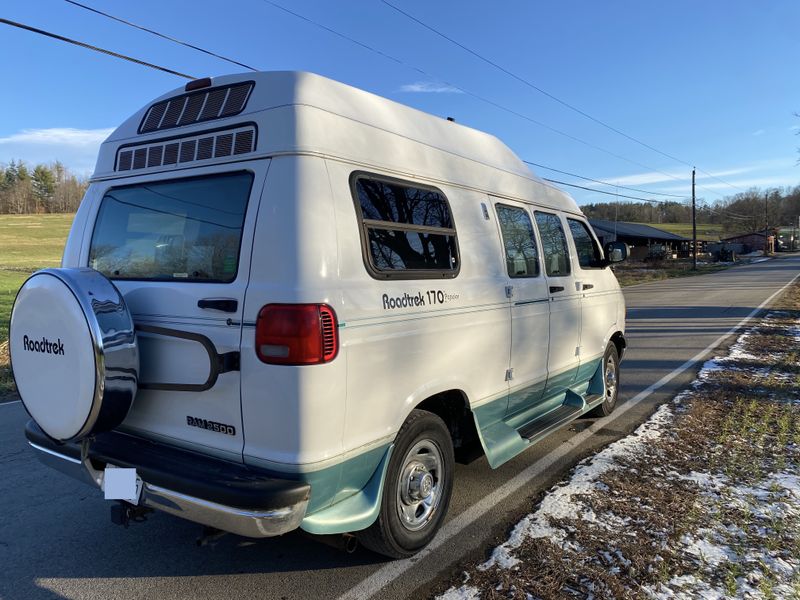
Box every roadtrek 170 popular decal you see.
[382,290,460,310]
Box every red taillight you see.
[255,304,339,365]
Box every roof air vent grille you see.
[139,81,254,134]
[116,125,257,172]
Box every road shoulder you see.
[433,282,800,599]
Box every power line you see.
[64,0,258,71]
[71,0,740,210]
[524,160,689,199]
[541,178,679,204]
[697,201,752,221]
[13,4,752,210]
[381,1,749,196]
[259,1,737,199]
[259,0,433,77]
[545,177,755,224]
[380,2,686,166]
[693,169,747,194]
[541,175,752,220]
[0,17,193,78]
[16,1,704,207]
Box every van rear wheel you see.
[588,343,620,418]
[357,409,454,558]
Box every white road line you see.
[0,400,21,407]
[339,270,800,600]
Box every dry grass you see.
[612,259,730,287]
[0,340,12,397]
[435,283,800,599]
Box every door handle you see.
[582,284,594,290]
[549,286,565,293]
[198,298,238,313]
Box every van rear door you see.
[84,163,269,462]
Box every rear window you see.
[352,173,459,279]
[89,172,253,282]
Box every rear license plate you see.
[103,466,143,503]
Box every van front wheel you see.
[357,410,454,558]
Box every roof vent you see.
[139,81,254,134]
[116,125,257,172]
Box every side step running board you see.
[517,404,582,442]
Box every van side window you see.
[495,204,540,278]
[352,174,459,279]
[567,219,603,268]
[534,212,571,277]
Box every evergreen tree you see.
[32,165,56,211]
[16,161,30,181]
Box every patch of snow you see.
[680,472,728,490]
[437,585,481,600]
[725,346,760,362]
[671,389,694,405]
[772,473,800,499]
[770,371,796,382]
[482,546,519,570]
[480,404,675,570]
[647,574,726,599]
[680,533,732,567]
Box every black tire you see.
[357,409,454,559]
[587,343,620,418]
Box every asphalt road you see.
[1,256,798,600]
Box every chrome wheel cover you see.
[396,439,444,532]
[604,353,618,405]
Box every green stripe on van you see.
[473,358,604,468]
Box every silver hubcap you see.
[396,440,443,531]
[605,355,617,403]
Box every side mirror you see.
[604,241,629,264]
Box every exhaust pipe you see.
[307,533,359,554]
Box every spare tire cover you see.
[9,268,139,442]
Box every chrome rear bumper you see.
[143,482,306,538]
[28,429,309,538]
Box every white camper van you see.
[10,71,627,558]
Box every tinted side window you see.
[353,175,459,278]
[534,212,571,277]
[89,172,253,283]
[495,204,539,278]
[567,219,602,268]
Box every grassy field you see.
[0,214,73,395]
[641,221,725,242]
[612,260,731,287]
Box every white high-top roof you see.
[95,71,580,214]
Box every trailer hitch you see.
[110,501,153,528]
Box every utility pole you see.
[764,191,769,255]
[692,167,697,270]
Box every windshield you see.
[89,172,253,283]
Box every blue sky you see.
[1,0,798,206]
